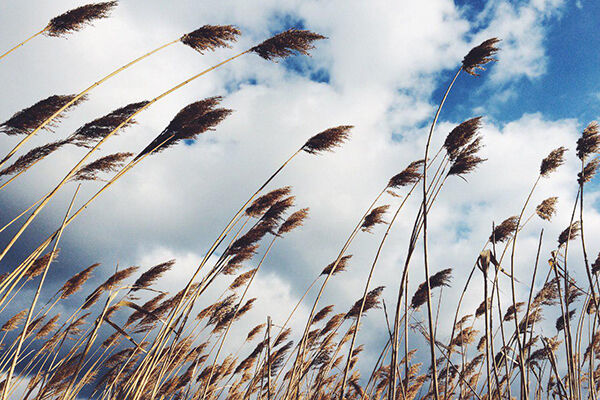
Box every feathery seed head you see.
[321,255,352,276]
[46,1,118,37]
[558,221,580,246]
[277,208,309,235]
[245,186,292,217]
[72,152,133,181]
[1,94,87,136]
[361,205,389,232]
[536,197,558,221]
[251,29,326,61]
[137,97,232,159]
[388,160,424,188]
[578,158,600,185]
[131,259,175,292]
[490,216,518,243]
[181,25,241,53]
[540,147,567,177]
[0,139,70,177]
[302,125,352,155]
[462,38,500,76]
[577,121,600,160]
[69,101,149,148]
[444,117,483,160]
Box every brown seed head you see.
[46,1,118,37]
[229,269,256,291]
[277,208,309,235]
[251,29,326,61]
[313,306,335,327]
[540,147,567,177]
[447,138,486,177]
[475,298,491,318]
[503,302,524,321]
[490,216,518,243]
[260,196,295,227]
[556,310,576,331]
[361,205,389,232]
[1,94,87,135]
[346,286,384,319]
[222,244,258,275]
[411,268,452,309]
[59,263,99,299]
[302,125,352,155]
[321,255,352,276]
[0,139,70,177]
[444,117,483,160]
[131,259,175,292]
[69,101,149,148]
[246,323,265,342]
[83,266,139,309]
[462,38,500,76]
[35,314,60,339]
[592,252,600,274]
[558,221,580,247]
[578,158,600,185]
[72,152,133,181]
[245,186,292,217]
[577,121,600,161]
[1,310,27,332]
[137,97,232,159]
[536,197,558,221]
[388,160,424,188]
[181,25,241,53]
[26,250,59,280]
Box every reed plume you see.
[462,38,500,76]
[181,25,241,53]
[0,95,86,136]
[69,101,150,148]
[489,216,518,242]
[59,263,99,299]
[558,221,580,246]
[136,97,232,159]
[346,286,384,319]
[578,158,600,184]
[536,197,558,221]
[540,147,567,177]
[443,117,483,160]
[302,125,353,154]
[72,152,134,181]
[45,1,118,37]
[388,160,424,188]
[577,121,599,160]
[131,260,175,292]
[321,255,352,276]
[277,208,310,236]
[361,205,389,232]
[1,310,27,332]
[411,268,452,309]
[251,29,326,60]
[246,187,293,217]
[0,139,70,177]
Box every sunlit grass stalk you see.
[0,184,79,400]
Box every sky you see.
[0,0,599,393]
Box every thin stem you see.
[0,27,48,61]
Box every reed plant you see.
[0,4,599,400]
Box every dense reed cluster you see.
[0,5,598,400]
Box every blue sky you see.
[439,1,600,125]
